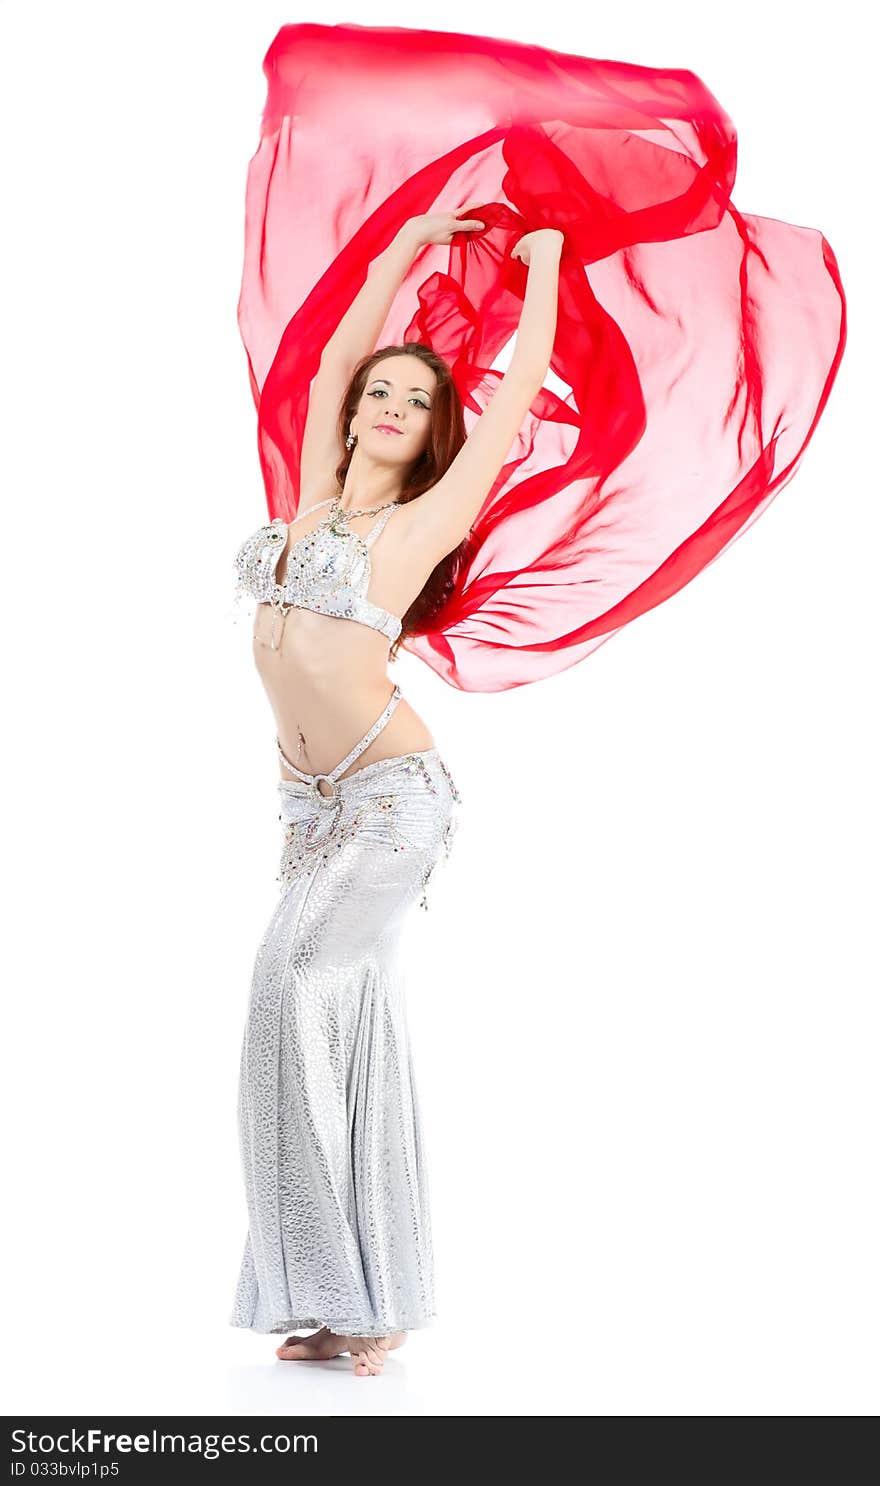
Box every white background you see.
[1,0,876,1418]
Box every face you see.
[352,355,438,464]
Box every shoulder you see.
[391,490,467,568]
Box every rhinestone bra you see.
[234,497,403,643]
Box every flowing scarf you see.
[238,22,846,692]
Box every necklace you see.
[328,496,401,525]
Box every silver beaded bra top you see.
[234,496,403,644]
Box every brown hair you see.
[333,342,475,660]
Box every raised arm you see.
[400,229,564,562]
[299,214,484,505]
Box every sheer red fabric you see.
[238,22,846,692]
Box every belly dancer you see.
[229,212,564,1376]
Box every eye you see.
[367,389,430,411]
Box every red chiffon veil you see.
[238,22,846,693]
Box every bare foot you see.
[275,1326,407,1373]
[275,1326,346,1362]
[343,1330,407,1377]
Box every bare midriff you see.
[252,603,436,784]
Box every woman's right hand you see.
[400,210,486,250]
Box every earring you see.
[345,431,357,450]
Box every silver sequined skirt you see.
[230,747,462,1336]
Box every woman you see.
[230,210,564,1376]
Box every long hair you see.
[333,342,475,661]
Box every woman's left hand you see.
[510,228,565,267]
